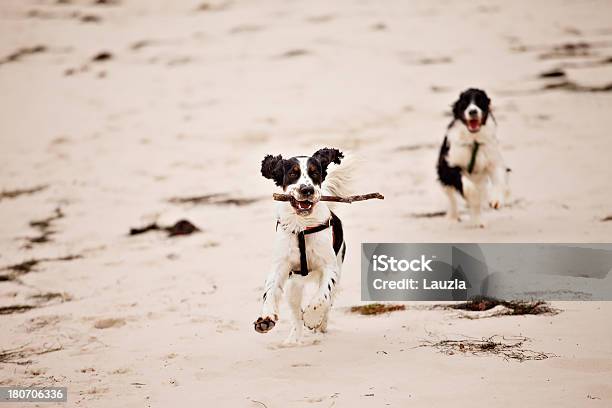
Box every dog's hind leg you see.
[317,314,329,333]
[283,277,304,345]
[303,264,339,330]
[317,272,341,333]
[316,243,345,333]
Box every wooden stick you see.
[273,192,384,203]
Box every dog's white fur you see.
[258,156,355,345]
[444,113,510,227]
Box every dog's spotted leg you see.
[303,266,339,330]
[317,313,329,333]
[254,266,290,333]
[302,296,329,331]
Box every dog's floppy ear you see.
[483,95,493,124]
[452,91,465,119]
[312,148,343,179]
[452,100,461,119]
[261,154,284,186]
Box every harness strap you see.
[467,141,480,174]
[296,231,308,276]
[276,218,332,276]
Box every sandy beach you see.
[1,0,612,406]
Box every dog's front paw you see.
[254,314,277,333]
[303,301,329,330]
[489,190,504,210]
[489,199,502,210]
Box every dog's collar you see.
[276,218,332,276]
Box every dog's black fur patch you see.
[312,148,344,181]
[437,136,463,195]
[261,155,302,190]
[306,157,323,186]
[330,211,344,257]
[261,154,284,186]
[279,158,301,189]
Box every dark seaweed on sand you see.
[419,335,553,362]
[350,303,406,315]
[167,193,260,206]
[450,296,557,315]
[0,185,47,201]
[0,255,81,281]
[129,219,200,237]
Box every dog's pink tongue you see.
[468,119,480,130]
[298,201,310,209]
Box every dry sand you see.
[1,0,611,406]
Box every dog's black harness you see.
[467,141,480,174]
[276,212,343,276]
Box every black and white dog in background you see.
[437,88,510,227]
[254,148,353,344]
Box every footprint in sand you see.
[109,367,130,375]
[85,387,109,397]
[93,318,126,329]
[268,339,321,350]
[25,315,63,333]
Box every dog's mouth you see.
[467,118,481,132]
[290,197,317,215]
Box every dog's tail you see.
[322,153,358,207]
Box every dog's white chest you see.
[446,124,498,175]
[448,142,491,174]
[279,230,333,274]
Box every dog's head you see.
[452,88,491,133]
[261,148,344,216]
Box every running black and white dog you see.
[254,148,353,344]
[437,88,510,227]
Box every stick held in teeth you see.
[273,192,384,203]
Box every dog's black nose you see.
[299,184,315,196]
[468,109,478,117]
